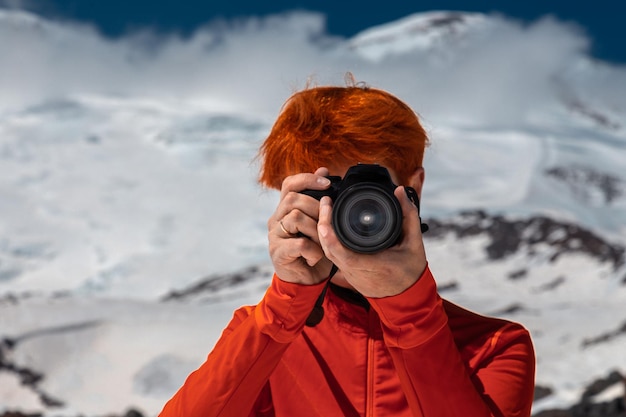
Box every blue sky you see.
[8,0,626,63]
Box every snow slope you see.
[0,8,625,416]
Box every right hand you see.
[267,167,334,285]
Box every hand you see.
[317,186,427,298]
[267,168,334,285]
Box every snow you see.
[0,7,625,416]
[348,11,490,61]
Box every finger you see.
[317,196,343,262]
[274,192,323,224]
[317,196,333,240]
[273,237,326,268]
[280,170,331,200]
[275,210,322,243]
[313,167,329,177]
[278,220,295,238]
[394,186,421,246]
[275,168,332,224]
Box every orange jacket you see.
[160,266,535,416]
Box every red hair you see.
[258,85,428,189]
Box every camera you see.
[301,164,422,254]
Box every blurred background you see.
[8,0,626,62]
[1,1,625,416]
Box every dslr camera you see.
[301,164,424,254]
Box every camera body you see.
[301,164,420,254]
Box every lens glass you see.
[347,198,387,237]
[334,185,401,253]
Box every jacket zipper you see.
[366,307,379,417]
[366,335,375,416]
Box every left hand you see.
[317,186,427,298]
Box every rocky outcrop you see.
[534,371,626,417]
[545,165,624,205]
[160,265,271,302]
[425,210,625,271]
[0,338,64,409]
[0,320,103,411]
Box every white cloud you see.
[2,8,624,126]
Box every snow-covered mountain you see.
[0,8,625,416]
[348,11,492,61]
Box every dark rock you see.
[161,265,272,302]
[124,410,145,417]
[533,276,566,293]
[570,398,626,417]
[535,385,554,402]
[425,211,625,271]
[534,370,626,417]
[0,407,146,417]
[103,409,145,417]
[545,165,623,205]
[582,322,626,348]
[437,281,459,292]
[581,370,625,400]
[0,323,104,409]
[509,269,528,280]
[534,410,572,417]
[489,303,526,316]
[565,99,621,131]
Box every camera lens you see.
[333,184,403,253]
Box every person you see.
[159,83,535,417]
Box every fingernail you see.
[318,177,330,186]
[320,197,331,212]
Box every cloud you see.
[0,8,624,126]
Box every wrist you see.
[255,273,328,343]
[367,265,447,348]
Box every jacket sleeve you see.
[367,266,535,417]
[159,274,326,417]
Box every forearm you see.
[387,324,534,417]
[387,326,494,416]
[159,274,326,417]
[368,267,534,417]
[159,317,286,416]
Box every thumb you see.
[395,186,421,241]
